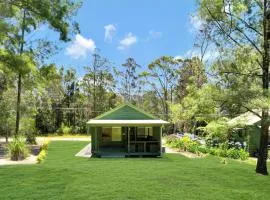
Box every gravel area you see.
[0,155,37,166]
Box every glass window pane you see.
[102,127,112,142]
[112,127,122,141]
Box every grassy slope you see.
[0,141,269,200]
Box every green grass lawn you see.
[0,141,269,200]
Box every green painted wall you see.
[153,127,161,140]
[246,126,261,155]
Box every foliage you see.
[165,135,249,160]
[37,150,47,164]
[197,0,269,174]
[7,136,29,161]
[176,57,207,99]
[37,140,49,163]
[170,84,219,124]
[0,0,82,136]
[165,135,199,153]
[20,117,36,135]
[117,57,141,102]
[57,123,72,135]
[0,88,16,140]
[41,140,50,151]
[201,118,230,146]
[141,56,180,121]
[26,133,37,145]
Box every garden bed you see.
[0,142,41,166]
[165,146,204,158]
[0,154,37,165]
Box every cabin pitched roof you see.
[95,104,156,120]
[87,104,169,125]
[227,111,261,126]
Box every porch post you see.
[160,126,162,155]
[128,127,130,155]
[95,127,98,154]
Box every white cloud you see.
[104,24,116,42]
[148,30,162,40]
[66,34,96,59]
[118,32,138,50]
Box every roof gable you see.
[95,104,156,120]
[228,111,261,126]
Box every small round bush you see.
[197,146,209,154]
[227,148,240,159]
[37,150,47,163]
[41,140,50,151]
[239,149,249,160]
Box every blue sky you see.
[44,0,198,76]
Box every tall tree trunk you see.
[93,53,97,116]
[164,90,169,121]
[15,9,26,136]
[15,73,22,135]
[256,0,269,175]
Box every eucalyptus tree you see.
[83,50,115,117]
[198,0,269,174]
[0,0,82,135]
[141,56,180,121]
[177,57,207,100]
[117,57,141,103]
[61,68,79,126]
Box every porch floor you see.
[99,148,126,158]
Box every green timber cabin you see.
[87,104,169,157]
[228,111,270,156]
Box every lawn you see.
[0,141,269,200]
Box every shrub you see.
[164,134,249,160]
[168,138,183,149]
[56,123,72,135]
[202,119,230,147]
[208,148,216,156]
[62,126,72,135]
[41,140,50,151]
[71,126,80,134]
[239,149,249,160]
[187,142,199,154]
[227,148,240,159]
[164,135,178,146]
[7,136,29,161]
[26,133,37,145]
[175,138,185,149]
[37,150,47,163]
[182,136,192,151]
[37,140,50,163]
[197,145,209,154]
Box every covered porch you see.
[88,123,164,157]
